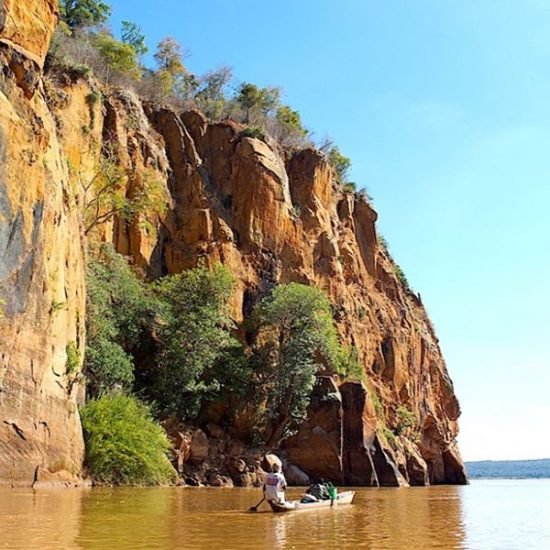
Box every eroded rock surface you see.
[0,0,85,487]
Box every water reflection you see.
[77,488,174,549]
[1,488,84,549]
[7,482,550,549]
[250,487,465,549]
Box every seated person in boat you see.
[264,463,287,504]
[302,481,337,502]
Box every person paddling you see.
[264,462,287,505]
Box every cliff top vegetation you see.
[49,0,364,190]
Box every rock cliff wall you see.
[0,0,466,486]
[0,0,86,487]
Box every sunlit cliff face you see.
[0,0,464,487]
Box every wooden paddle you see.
[249,496,265,512]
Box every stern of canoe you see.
[269,500,296,513]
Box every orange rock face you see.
[0,0,85,487]
[144,104,466,485]
[0,0,465,486]
[0,0,58,66]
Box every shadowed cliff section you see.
[0,0,466,486]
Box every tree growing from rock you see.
[235,83,264,123]
[272,105,309,148]
[252,283,344,445]
[327,145,352,183]
[79,145,166,236]
[92,32,141,80]
[235,83,282,123]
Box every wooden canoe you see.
[269,491,355,513]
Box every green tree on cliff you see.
[252,283,343,445]
[60,0,111,32]
[80,146,166,236]
[84,244,151,397]
[276,105,307,135]
[272,105,309,148]
[93,32,141,79]
[327,145,352,183]
[121,21,148,58]
[151,265,239,419]
[235,83,281,123]
[235,83,263,123]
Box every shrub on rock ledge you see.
[81,394,176,485]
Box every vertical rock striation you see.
[142,107,466,485]
[0,0,85,486]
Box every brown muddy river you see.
[1,480,549,549]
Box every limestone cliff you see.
[0,0,466,486]
[0,0,85,487]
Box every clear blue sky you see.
[108,0,550,461]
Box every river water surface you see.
[1,479,549,549]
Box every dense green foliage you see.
[81,394,176,485]
[327,145,352,182]
[60,0,111,31]
[337,346,365,380]
[121,21,148,57]
[84,246,362,453]
[92,32,140,77]
[252,283,345,444]
[84,244,148,397]
[275,106,308,138]
[151,265,241,419]
[85,248,251,421]
[235,82,281,123]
